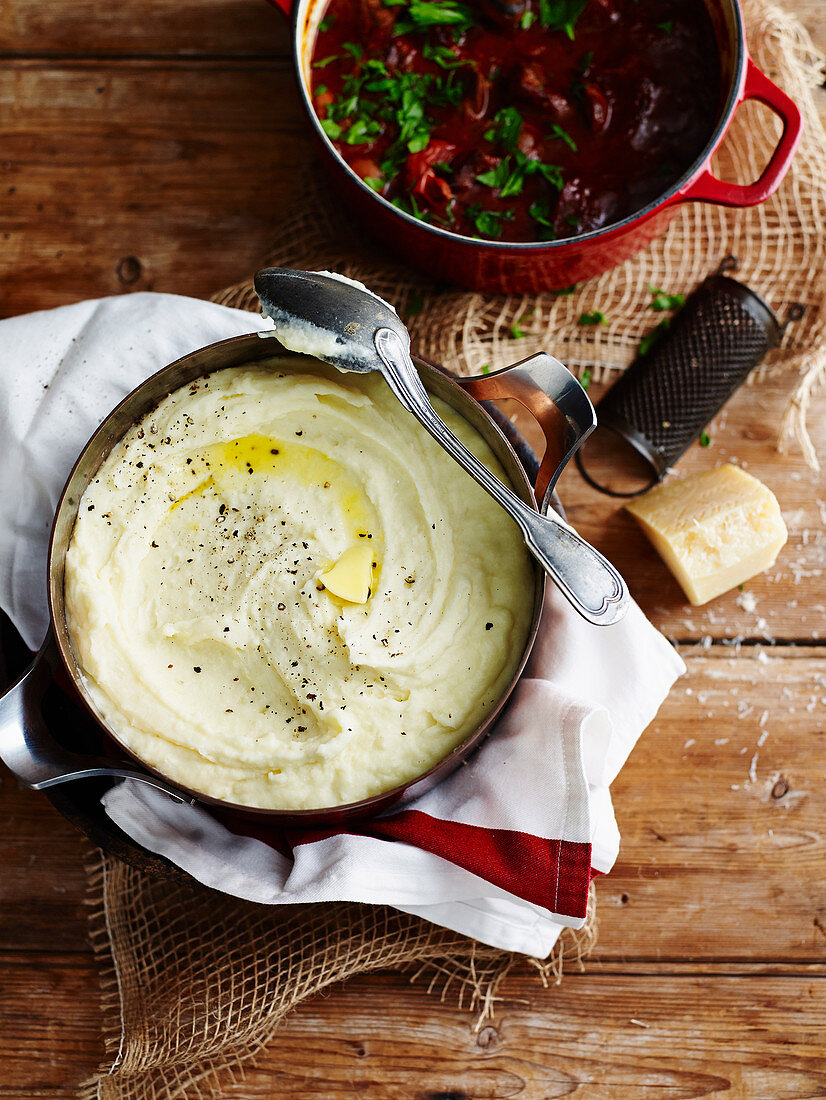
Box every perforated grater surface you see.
[576,274,785,496]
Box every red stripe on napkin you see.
[363,810,592,919]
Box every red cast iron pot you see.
[269,0,802,293]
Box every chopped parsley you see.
[699,429,711,447]
[578,309,605,325]
[476,151,564,197]
[538,0,587,39]
[320,118,343,140]
[649,285,685,311]
[638,317,671,355]
[548,123,577,152]
[481,363,491,373]
[580,368,592,391]
[484,107,523,153]
[466,204,515,238]
[520,10,536,29]
[658,19,674,34]
[392,0,477,35]
[422,42,472,69]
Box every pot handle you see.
[673,58,802,208]
[0,630,192,801]
[458,352,595,514]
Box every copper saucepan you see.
[0,334,586,826]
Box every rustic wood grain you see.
[0,60,312,318]
[0,0,824,1095]
[2,956,825,1099]
[0,0,291,58]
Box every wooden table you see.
[1,2,825,1095]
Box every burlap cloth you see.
[81,3,825,1097]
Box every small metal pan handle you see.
[459,352,596,514]
[0,631,192,801]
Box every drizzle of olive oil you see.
[170,433,381,592]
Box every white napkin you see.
[0,292,684,956]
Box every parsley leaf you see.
[476,161,511,189]
[538,0,587,38]
[699,429,711,447]
[648,285,685,312]
[529,200,553,226]
[477,151,564,198]
[548,123,577,152]
[520,10,536,28]
[638,317,671,355]
[320,118,342,140]
[393,0,476,35]
[422,42,472,69]
[578,309,606,325]
[658,19,674,34]
[313,55,341,68]
[538,162,564,189]
[484,107,523,153]
[466,204,515,238]
[580,368,591,391]
[344,118,381,144]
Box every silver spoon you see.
[254,268,629,627]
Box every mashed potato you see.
[65,360,534,809]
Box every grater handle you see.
[675,58,802,208]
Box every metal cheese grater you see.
[575,269,802,497]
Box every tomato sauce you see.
[309,0,721,243]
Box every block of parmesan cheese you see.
[625,465,788,606]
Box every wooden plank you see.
[0,0,292,58]
[597,647,826,961]
[0,779,92,954]
[2,953,826,1099]
[0,952,104,1093]
[0,60,312,318]
[262,969,826,1100]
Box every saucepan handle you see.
[459,353,596,514]
[672,58,802,208]
[0,630,192,801]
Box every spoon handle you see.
[374,329,629,626]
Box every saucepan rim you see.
[46,332,547,824]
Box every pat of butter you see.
[320,543,373,603]
[625,464,787,606]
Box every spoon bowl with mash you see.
[254,267,628,627]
